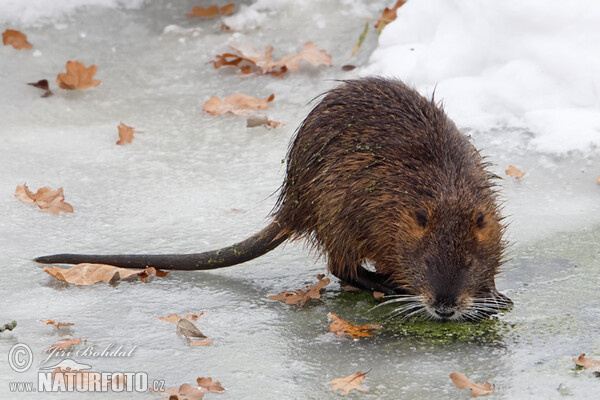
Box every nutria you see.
[36,77,512,321]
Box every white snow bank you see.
[0,0,146,26]
[364,0,600,154]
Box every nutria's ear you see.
[475,211,486,229]
[415,210,428,228]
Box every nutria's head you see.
[384,193,512,322]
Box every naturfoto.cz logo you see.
[7,343,165,393]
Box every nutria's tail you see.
[34,222,288,270]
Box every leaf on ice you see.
[56,61,101,90]
[158,313,203,323]
[573,354,600,373]
[176,318,212,346]
[212,42,332,76]
[116,122,142,145]
[2,29,33,49]
[40,319,75,330]
[196,377,225,393]
[15,184,74,215]
[268,274,330,306]
[203,93,274,116]
[187,4,235,18]
[375,1,406,33]
[450,372,494,397]
[27,79,53,98]
[42,264,169,286]
[328,313,381,339]
[328,371,368,396]
[246,113,283,128]
[505,165,526,179]
[159,383,207,400]
[46,338,83,352]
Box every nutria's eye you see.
[475,211,486,229]
[415,210,428,228]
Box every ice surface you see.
[1,0,600,399]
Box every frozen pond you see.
[1,1,600,398]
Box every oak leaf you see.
[186,4,235,18]
[213,42,331,76]
[2,29,33,49]
[203,93,274,116]
[328,371,368,396]
[328,313,381,339]
[268,42,332,73]
[116,122,142,145]
[40,319,74,330]
[573,354,600,373]
[158,313,203,323]
[197,377,225,393]
[28,79,53,97]
[15,184,74,215]
[160,383,207,400]
[42,264,169,286]
[505,165,526,179]
[450,372,494,397]
[56,61,101,90]
[46,338,83,352]
[375,1,406,32]
[268,274,330,306]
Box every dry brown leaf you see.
[186,3,235,18]
[160,383,207,400]
[28,79,53,98]
[42,264,168,286]
[268,274,330,306]
[15,184,74,215]
[328,313,381,339]
[268,42,332,73]
[176,318,211,346]
[505,165,526,179]
[116,122,142,145]
[46,338,83,352]
[573,354,600,373]
[158,313,203,323]
[450,372,494,397]
[328,371,368,396]
[138,266,169,282]
[375,1,406,32]
[246,113,283,128]
[213,42,331,76]
[203,93,274,116]
[188,338,213,346]
[197,377,225,393]
[2,29,33,49]
[56,61,101,90]
[40,319,75,330]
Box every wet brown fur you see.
[274,77,506,309]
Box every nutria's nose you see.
[434,310,455,318]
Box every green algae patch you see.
[329,290,511,344]
[381,318,509,344]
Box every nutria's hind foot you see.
[338,267,409,296]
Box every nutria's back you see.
[274,77,508,320]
